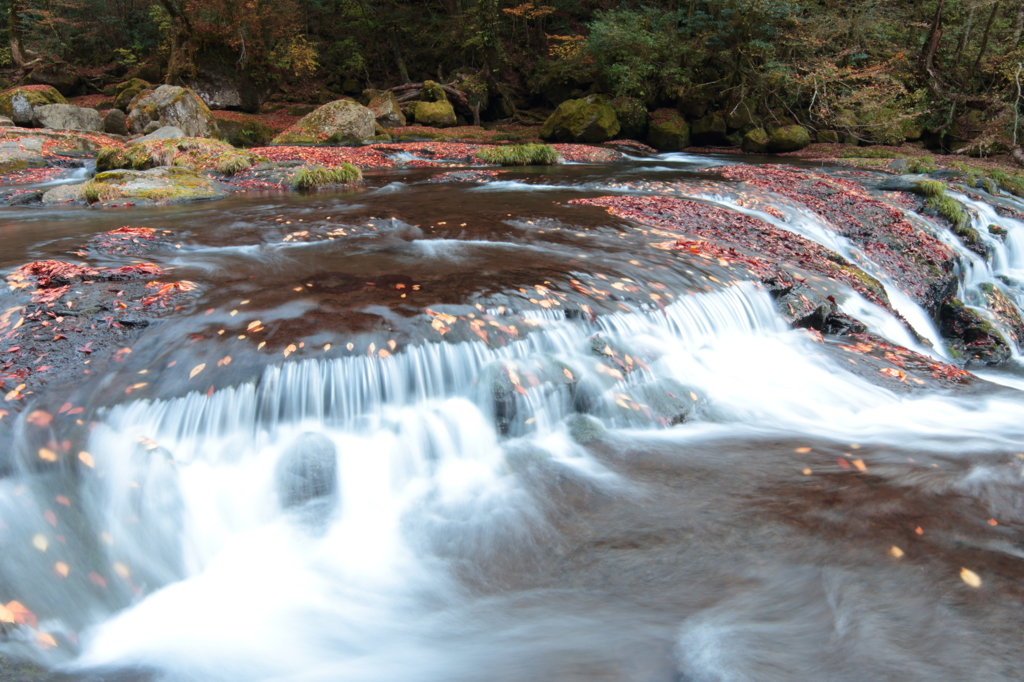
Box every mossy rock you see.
[741,128,770,153]
[96,137,251,173]
[938,297,1012,366]
[767,125,811,153]
[610,97,648,140]
[286,105,317,117]
[272,99,376,144]
[421,80,447,103]
[726,99,757,130]
[817,130,841,144]
[691,113,728,145]
[368,92,406,128]
[214,114,274,147]
[978,283,1024,349]
[81,166,227,205]
[126,85,218,138]
[646,109,689,151]
[540,95,620,143]
[413,100,457,128]
[0,86,68,124]
[113,79,151,111]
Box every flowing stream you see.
[3,156,1024,681]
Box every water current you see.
[2,154,1024,681]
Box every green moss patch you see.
[475,144,559,166]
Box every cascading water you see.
[3,154,1024,681]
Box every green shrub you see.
[840,148,900,159]
[476,144,559,166]
[290,164,362,190]
[216,152,256,176]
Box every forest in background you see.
[2,0,1024,153]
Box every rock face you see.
[368,92,406,128]
[82,167,227,205]
[610,97,648,140]
[742,128,770,153]
[271,99,376,144]
[540,95,620,143]
[113,79,151,111]
[103,109,129,136]
[32,104,103,132]
[768,125,812,152]
[27,62,82,96]
[0,86,68,125]
[0,137,47,174]
[691,113,728,145]
[183,60,273,113]
[126,86,218,138]
[938,298,1012,366]
[413,100,457,128]
[646,109,690,151]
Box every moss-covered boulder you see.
[413,100,457,128]
[127,85,218,138]
[741,128,770,153]
[368,92,406,128]
[726,100,757,130]
[646,109,689,151]
[817,129,841,144]
[691,113,728,145]
[271,99,376,144]
[767,125,812,153]
[421,80,447,103]
[938,297,1012,366]
[0,86,68,125]
[113,79,151,111]
[79,167,227,206]
[102,109,128,136]
[540,95,620,143]
[978,283,1024,350]
[96,137,262,173]
[610,97,648,140]
[214,113,274,147]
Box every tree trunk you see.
[157,0,195,81]
[8,0,34,70]
[388,25,412,84]
[972,0,1001,71]
[920,0,946,75]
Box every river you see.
[2,151,1024,681]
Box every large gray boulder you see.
[0,86,68,125]
[33,104,103,132]
[271,99,376,144]
[0,137,46,174]
[134,126,186,143]
[103,109,129,136]
[126,85,218,138]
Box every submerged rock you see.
[271,99,376,144]
[276,432,338,509]
[80,167,227,205]
[540,95,620,143]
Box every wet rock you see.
[951,223,990,258]
[214,114,273,147]
[81,167,227,205]
[610,97,648,140]
[103,108,129,136]
[0,138,47,174]
[271,99,376,144]
[126,85,218,138]
[938,297,1012,366]
[768,125,811,152]
[368,91,406,128]
[413,100,457,128]
[691,113,728,146]
[32,103,102,132]
[0,115,13,127]
[646,108,689,151]
[276,433,338,509]
[988,223,1007,240]
[566,414,607,444]
[741,128,769,153]
[630,379,705,426]
[977,283,1024,350]
[540,95,620,143]
[0,86,67,125]
[134,126,186,143]
[40,184,84,205]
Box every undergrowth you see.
[290,164,362,189]
[476,144,559,166]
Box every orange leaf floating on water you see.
[5,601,36,627]
[38,448,58,462]
[378,349,390,359]
[283,344,296,358]
[988,519,998,526]
[890,546,904,559]
[56,495,70,507]
[55,562,69,577]
[32,534,48,552]
[112,562,130,580]
[43,510,57,527]
[837,458,851,469]
[58,403,73,414]
[216,356,232,367]
[26,410,52,427]
[0,603,14,624]
[960,568,982,588]
[794,447,812,453]
[563,368,574,381]
[189,364,206,379]
[89,572,107,588]
[915,526,923,535]
[247,320,262,331]
[36,632,57,649]
[879,367,907,381]
[78,451,95,468]
[852,459,867,472]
